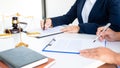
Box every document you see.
[36,26,64,38]
[42,37,105,54]
[27,25,66,38]
[106,41,120,53]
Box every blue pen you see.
[104,40,107,47]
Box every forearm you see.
[51,15,76,27]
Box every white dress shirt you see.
[82,0,96,23]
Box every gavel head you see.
[12,17,18,29]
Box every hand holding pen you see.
[93,23,111,42]
[40,18,53,30]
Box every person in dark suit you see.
[41,0,120,34]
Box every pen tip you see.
[94,40,95,42]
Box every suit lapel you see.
[77,0,86,23]
[88,0,103,22]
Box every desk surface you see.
[0,33,120,68]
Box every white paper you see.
[44,37,105,53]
[106,41,120,53]
[39,25,65,36]
[28,25,67,38]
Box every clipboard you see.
[26,25,66,38]
[42,37,105,54]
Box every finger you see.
[96,27,102,35]
[61,27,69,32]
[44,22,52,29]
[99,36,105,41]
[96,27,104,36]
[80,49,90,56]
[80,49,89,53]
[80,49,99,59]
[80,51,96,58]
[97,27,108,41]
[97,32,105,41]
[44,19,53,30]
[80,48,95,53]
[40,20,44,29]
[99,28,110,41]
[80,52,91,57]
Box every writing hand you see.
[96,27,106,41]
[40,18,53,30]
[96,27,119,42]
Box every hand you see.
[61,25,80,33]
[96,27,119,41]
[80,47,118,64]
[40,18,53,30]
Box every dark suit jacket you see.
[51,0,120,34]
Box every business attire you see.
[51,0,120,34]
